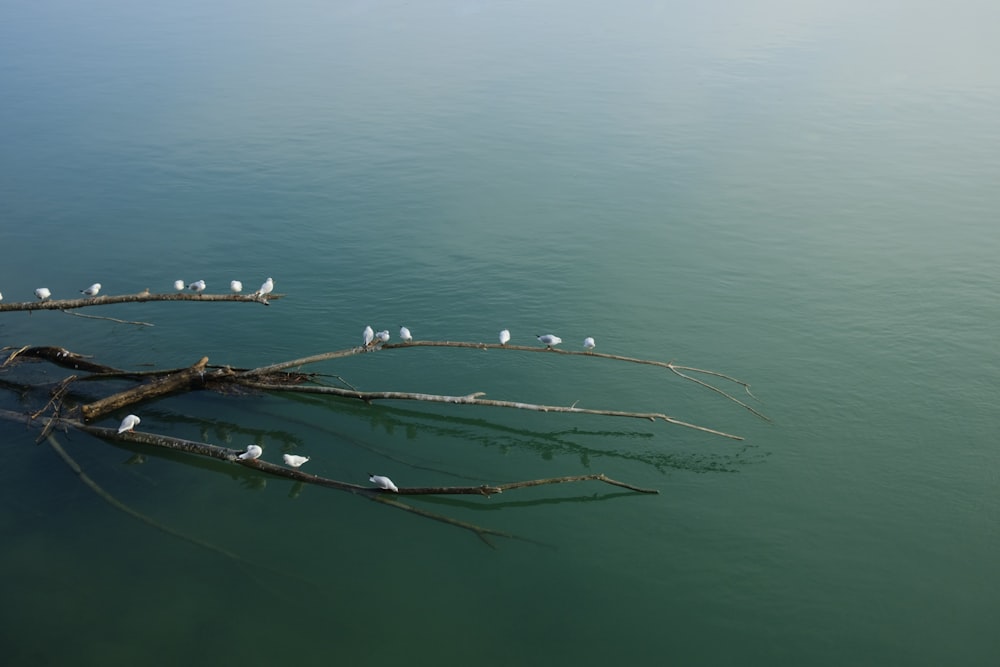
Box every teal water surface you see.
[2,1,999,665]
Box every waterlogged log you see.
[81,357,217,421]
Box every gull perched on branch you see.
[369,474,398,492]
[230,280,243,293]
[376,330,390,344]
[283,454,310,468]
[81,283,102,297]
[363,325,374,347]
[188,280,206,293]
[583,337,596,352]
[399,326,413,343]
[256,277,274,297]
[34,288,51,300]
[237,444,263,461]
[117,414,141,434]
[536,334,562,348]
[499,329,511,346]
[173,279,185,291]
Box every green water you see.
[2,1,999,664]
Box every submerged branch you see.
[44,432,250,564]
[63,310,154,326]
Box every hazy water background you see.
[2,0,999,664]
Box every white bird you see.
[583,337,596,351]
[363,325,374,347]
[256,277,274,296]
[399,326,413,343]
[283,454,310,468]
[369,473,398,492]
[499,329,511,346]
[117,414,141,434]
[376,329,390,344]
[0,291,4,301]
[81,283,101,297]
[188,280,206,293]
[237,444,263,460]
[34,287,51,300]
[173,279,186,291]
[537,334,562,348]
[230,280,243,293]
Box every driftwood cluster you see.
[0,290,767,548]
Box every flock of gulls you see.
[18,274,595,496]
[0,277,275,302]
[362,326,596,352]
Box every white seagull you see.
[536,334,562,348]
[363,325,374,347]
[369,474,399,492]
[117,414,141,434]
[81,283,102,297]
[376,330,390,344]
[256,277,274,296]
[173,279,186,291]
[0,291,4,302]
[237,444,263,461]
[583,337,596,351]
[283,454,310,468]
[34,288,51,300]
[399,326,413,343]
[230,280,243,293]
[188,280,206,293]
[499,329,511,346]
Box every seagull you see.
[283,454,310,468]
[399,326,413,343]
[583,337,596,351]
[188,280,206,293]
[499,329,511,346]
[536,334,562,348]
[117,414,141,434]
[237,444,263,461]
[256,277,274,296]
[0,291,4,301]
[34,287,52,300]
[173,279,186,291]
[363,325,374,347]
[376,330,390,344]
[81,283,102,297]
[230,280,243,293]
[369,473,398,492]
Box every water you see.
[2,1,999,664]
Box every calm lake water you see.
[2,1,999,665]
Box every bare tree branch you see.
[237,381,745,440]
[0,291,283,312]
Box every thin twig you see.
[667,366,771,422]
[1,345,30,368]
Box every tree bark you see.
[81,357,217,421]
